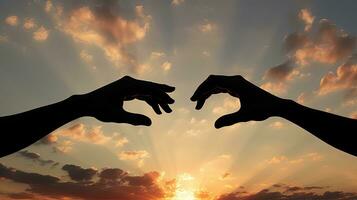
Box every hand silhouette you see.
[77,76,175,126]
[192,74,357,156]
[0,76,175,157]
[191,75,283,128]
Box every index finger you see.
[191,75,228,101]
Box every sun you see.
[171,173,197,200]
[172,189,196,200]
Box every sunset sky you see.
[0,0,357,199]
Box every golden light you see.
[172,189,196,200]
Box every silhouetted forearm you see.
[277,99,357,156]
[0,95,82,157]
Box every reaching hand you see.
[191,75,284,128]
[76,76,175,126]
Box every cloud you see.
[269,121,284,129]
[161,61,172,71]
[216,184,357,200]
[199,21,216,33]
[290,19,356,66]
[6,192,35,199]
[298,9,314,31]
[118,150,150,160]
[212,98,240,115]
[172,0,185,6]
[33,26,49,41]
[53,2,150,72]
[264,61,299,82]
[62,164,97,182]
[150,51,165,59]
[45,0,53,13]
[0,163,166,200]
[23,18,36,30]
[112,132,129,147]
[80,50,94,64]
[52,140,73,153]
[41,124,129,153]
[5,16,18,26]
[260,82,287,94]
[318,54,357,100]
[351,111,357,119]
[262,10,355,94]
[99,168,127,181]
[17,150,59,167]
[38,134,58,145]
[265,153,323,165]
[56,123,110,145]
[297,92,309,104]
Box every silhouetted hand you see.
[0,76,175,157]
[191,75,287,128]
[192,74,357,156]
[77,76,175,126]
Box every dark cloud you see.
[284,32,309,53]
[0,163,165,200]
[62,164,97,182]
[6,192,34,199]
[17,150,59,167]
[99,168,127,181]
[264,60,296,82]
[216,185,357,200]
[124,171,160,186]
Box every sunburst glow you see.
[172,189,196,200]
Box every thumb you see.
[118,111,152,126]
[214,111,247,129]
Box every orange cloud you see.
[260,82,287,95]
[118,150,150,160]
[56,123,110,145]
[5,15,18,26]
[23,18,36,30]
[265,153,323,165]
[318,54,357,96]
[351,111,357,119]
[298,9,314,31]
[55,2,150,72]
[33,26,49,41]
[161,61,172,71]
[80,50,93,63]
[269,121,284,129]
[172,0,185,6]
[291,19,355,66]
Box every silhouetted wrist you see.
[274,98,298,119]
[66,94,90,119]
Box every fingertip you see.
[165,85,175,93]
[141,117,152,126]
[168,86,176,92]
[145,119,152,126]
[214,121,223,129]
[168,98,175,104]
